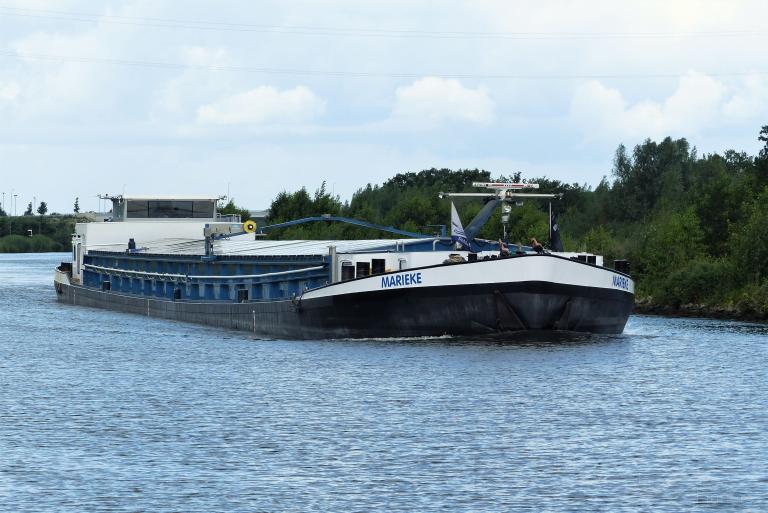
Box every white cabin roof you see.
[89,231,433,256]
[216,237,430,256]
[121,196,221,201]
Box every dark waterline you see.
[1,253,766,512]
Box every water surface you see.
[0,253,766,512]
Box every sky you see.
[1,0,767,214]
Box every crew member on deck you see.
[498,239,510,257]
[530,238,544,254]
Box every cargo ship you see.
[54,183,634,338]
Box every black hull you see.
[56,280,633,339]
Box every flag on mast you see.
[451,202,470,250]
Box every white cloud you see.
[723,75,768,120]
[6,1,172,119]
[570,71,727,140]
[392,77,495,126]
[11,30,105,108]
[155,46,235,117]
[0,81,20,101]
[196,85,326,125]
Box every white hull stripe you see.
[303,255,634,300]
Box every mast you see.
[439,182,561,240]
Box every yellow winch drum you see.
[243,220,257,233]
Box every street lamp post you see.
[11,193,17,235]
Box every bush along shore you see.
[633,297,768,323]
[0,215,82,253]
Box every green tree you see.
[581,225,616,259]
[267,188,314,223]
[24,202,33,216]
[263,182,347,239]
[758,125,768,160]
[733,187,768,284]
[655,258,731,306]
[218,199,251,221]
[311,181,343,216]
[612,144,632,182]
[73,197,80,213]
[611,137,694,221]
[501,202,548,245]
[636,207,705,295]
[36,201,48,235]
[385,195,435,233]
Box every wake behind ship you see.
[54,184,634,338]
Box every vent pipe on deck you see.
[329,245,338,283]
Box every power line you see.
[0,50,765,80]
[1,5,766,40]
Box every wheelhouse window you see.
[127,200,149,218]
[126,200,216,219]
[193,201,214,218]
[149,200,193,218]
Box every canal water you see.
[0,253,766,512]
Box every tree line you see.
[0,197,84,251]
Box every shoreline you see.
[0,249,67,254]
[633,300,767,324]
